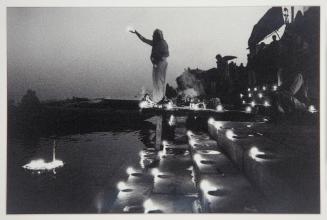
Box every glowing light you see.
[249,146,265,160]
[254,87,257,91]
[242,100,246,104]
[262,86,266,91]
[208,118,215,125]
[245,106,252,113]
[248,93,252,98]
[308,105,317,113]
[162,140,168,147]
[264,100,270,107]
[193,153,202,163]
[151,168,160,176]
[258,93,263,98]
[273,85,278,91]
[225,129,236,140]
[139,101,149,109]
[126,167,135,175]
[251,101,256,107]
[240,93,244,98]
[126,26,135,33]
[200,180,217,192]
[188,138,197,148]
[165,101,173,110]
[168,115,176,126]
[190,102,206,110]
[187,130,193,137]
[23,141,64,173]
[117,181,127,191]
[23,159,64,171]
[139,151,143,157]
[158,151,164,158]
[143,199,156,213]
[216,104,224,112]
[214,121,223,130]
[247,88,251,92]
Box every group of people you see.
[130,26,314,115]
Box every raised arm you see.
[130,30,153,46]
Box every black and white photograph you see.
[2,1,326,216]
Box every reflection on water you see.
[7,116,162,214]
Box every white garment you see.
[152,58,168,103]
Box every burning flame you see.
[264,100,270,107]
[245,106,252,113]
[22,140,64,173]
[308,105,317,113]
[216,104,224,112]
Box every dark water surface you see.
[7,126,155,213]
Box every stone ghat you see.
[110,114,270,213]
[208,117,320,213]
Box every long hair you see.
[151,29,169,64]
[152,29,164,44]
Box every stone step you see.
[207,119,320,213]
[197,174,265,213]
[110,172,154,213]
[152,169,197,195]
[192,149,239,175]
[143,194,197,213]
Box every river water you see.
[7,118,161,213]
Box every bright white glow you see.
[139,151,144,157]
[168,115,176,126]
[308,105,317,113]
[264,100,270,107]
[126,167,135,175]
[245,106,252,113]
[158,151,164,158]
[273,85,278,91]
[23,159,64,171]
[190,102,206,110]
[247,88,251,92]
[258,93,263,98]
[189,138,197,147]
[225,129,236,140]
[208,118,215,125]
[126,25,135,33]
[200,180,217,192]
[187,130,193,137]
[242,100,246,104]
[151,168,160,176]
[139,101,149,109]
[246,124,252,128]
[165,101,173,110]
[262,86,266,91]
[240,93,244,98]
[143,199,156,213]
[117,181,127,191]
[216,104,224,112]
[251,101,255,107]
[249,146,265,160]
[248,93,252,98]
[193,153,202,163]
[162,140,168,147]
[213,121,223,130]
[254,87,257,91]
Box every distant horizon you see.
[8,7,272,102]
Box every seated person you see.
[273,68,308,113]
